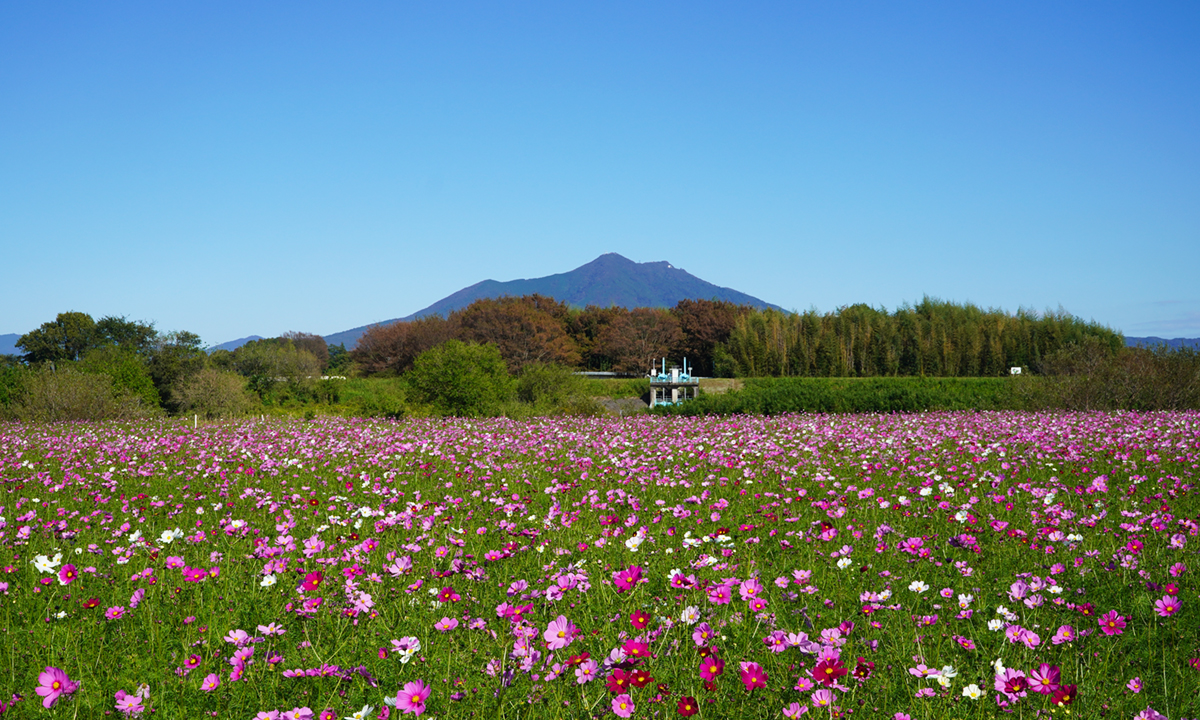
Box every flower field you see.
[2,411,1199,719]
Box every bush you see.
[1032,339,1200,410]
[515,363,603,415]
[172,368,259,420]
[653,376,1027,416]
[406,341,514,417]
[77,346,161,409]
[8,367,155,422]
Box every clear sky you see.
[2,2,1198,346]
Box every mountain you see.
[1126,337,1200,351]
[208,336,264,353]
[0,333,19,357]
[324,253,784,349]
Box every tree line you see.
[350,295,1124,379]
[7,298,1178,421]
[0,312,351,421]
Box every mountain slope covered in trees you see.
[324,253,781,349]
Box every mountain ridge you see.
[323,253,784,349]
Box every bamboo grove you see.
[713,298,1124,378]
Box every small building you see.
[649,358,699,407]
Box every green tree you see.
[95,316,158,355]
[147,331,207,412]
[77,346,161,408]
[406,340,513,417]
[17,311,98,363]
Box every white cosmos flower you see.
[962,683,983,699]
[908,580,929,593]
[987,619,1005,631]
[680,606,700,625]
[625,532,645,552]
[836,558,853,569]
[345,704,374,720]
[260,574,277,588]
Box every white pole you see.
[194,414,197,429]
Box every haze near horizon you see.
[2,3,1197,345]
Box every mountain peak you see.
[323,254,782,349]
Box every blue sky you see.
[2,2,1197,346]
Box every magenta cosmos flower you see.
[300,572,323,592]
[397,679,431,716]
[1028,664,1061,694]
[612,566,643,593]
[739,661,768,692]
[1099,610,1127,636]
[58,564,78,586]
[36,666,78,709]
[1154,595,1182,617]
[699,657,725,681]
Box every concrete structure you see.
[648,358,699,407]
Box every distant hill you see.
[324,253,784,349]
[208,336,265,353]
[1126,336,1200,351]
[0,333,19,357]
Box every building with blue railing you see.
[648,358,699,407]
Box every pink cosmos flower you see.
[1051,625,1076,644]
[574,659,599,684]
[114,689,145,715]
[611,693,635,718]
[1028,664,1061,694]
[36,666,78,709]
[1128,677,1143,693]
[783,702,809,718]
[201,673,221,692]
[692,622,715,646]
[544,615,575,651]
[396,679,431,716]
[995,668,1028,699]
[739,661,767,691]
[224,629,250,646]
[435,617,458,633]
[106,605,126,621]
[438,586,460,603]
[1099,610,1126,636]
[706,585,732,605]
[812,688,836,708]
[1154,595,1181,617]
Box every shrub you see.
[172,368,259,420]
[77,346,161,409]
[9,367,154,422]
[406,341,514,417]
[515,363,603,415]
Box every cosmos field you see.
[2,411,1199,719]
